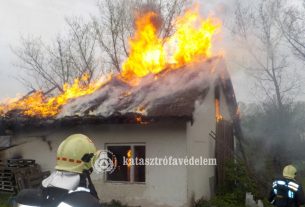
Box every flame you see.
[121,12,166,80]
[0,74,111,117]
[127,149,132,168]
[120,5,221,81]
[0,4,221,118]
[135,114,149,125]
[236,106,241,119]
[215,98,223,122]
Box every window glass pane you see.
[134,146,145,182]
[107,146,131,181]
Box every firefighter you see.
[269,165,305,207]
[15,134,101,207]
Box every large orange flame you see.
[0,5,221,118]
[121,6,221,81]
[121,12,166,79]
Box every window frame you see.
[104,143,146,184]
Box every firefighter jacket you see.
[269,178,305,207]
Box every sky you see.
[0,0,255,103]
[0,0,99,98]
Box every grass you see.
[0,194,11,207]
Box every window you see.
[106,144,145,183]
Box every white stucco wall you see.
[186,87,216,204]
[1,122,188,207]
[186,83,233,204]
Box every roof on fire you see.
[0,57,239,131]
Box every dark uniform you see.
[15,186,101,207]
[269,178,305,207]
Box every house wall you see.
[186,84,233,204]
[0,122,189,207]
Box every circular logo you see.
[93,150,117,174]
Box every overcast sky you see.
[0,0,254,103]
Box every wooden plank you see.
[0,177,13,181]
[215,120,234,188]
[0,184,15,188]
[0,159,45,193]
[0,181,14,185]
[7,159,35,168]
[0,188,16,193]
[0,168,13,173]
[0,173,13,178]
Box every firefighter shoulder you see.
[15,134,101,207]
[269,165,305,207]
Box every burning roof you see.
[59,57,225,118]
[0,57,229,125]
[0,5,232,128]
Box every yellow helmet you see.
[283,165,297,179]
[55,134,97,174]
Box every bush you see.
[210,193,246,207]
[192,196,245,207]
[192,160,257,207]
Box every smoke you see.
[135,2,163,32]
[198,0,258,103]
[198,1,305,182]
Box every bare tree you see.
[232,0,305,194]
[14,0,186,92]
[280,1,305,63]
[13,18,98,93]
[233,0,299,111]
[65,19,98,85]
[92,0,187,72]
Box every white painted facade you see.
[0,85,233,207]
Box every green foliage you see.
[210,193,246,207]
[0,194,11,207]
[220,160,256,196]
[192,195,245,207]
[192,160,257,207]
[215,160,256,205]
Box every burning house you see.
[0,6,241,207]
